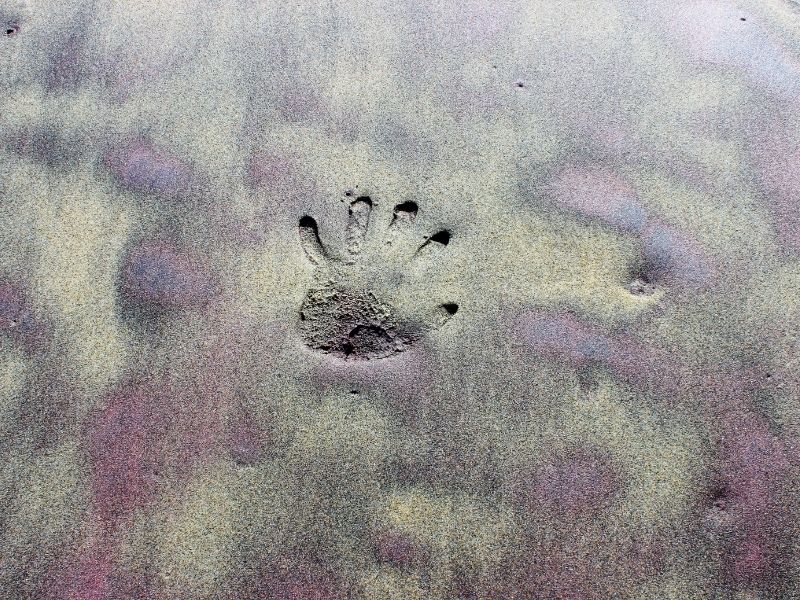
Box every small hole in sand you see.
[5,25,19,36]
[514,80,525,88]
[442,303,459,316]
[740,17,747,21]
[428,230,451,246]
[394,201,418,216]
[391,201,418,226]
[416,229,452,255]
[299,215,317,229]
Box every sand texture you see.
[2,0,800,598]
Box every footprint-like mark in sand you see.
[298,196,458,360]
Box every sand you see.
[1,0,800,598]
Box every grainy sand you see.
[1,0,800,598]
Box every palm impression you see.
[297,195,459,360]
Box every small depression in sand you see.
[297,197,458,361]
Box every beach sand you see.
[1,0,800,598]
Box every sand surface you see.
[1,0,800,598]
